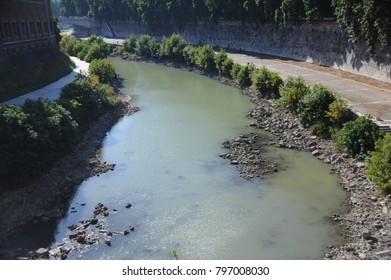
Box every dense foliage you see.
[366,134,391,194]
[336,116,382,158]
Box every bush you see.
[160,33,187,61]
[0,105,38,180]
[22,98,81,154]
[235,64,255,87]
[123,35,137,54]
[182,45,197,66]
[215,49,228,74]
[0,99,81,185]
[89,59,117,85]
[59,34,77,56]
[327,97,357,128]
[366,134,391,194]
[220,57,234,78]
[297,84,336,128]
[278,76,310,112]
[59,78,119,127]
[251,66,283,99]
[194,45,216,71]
[135,35,156,57]
[84,43,105,62]
[230,63,242,81]
[336,116,382,158]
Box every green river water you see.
[52,58,347,259]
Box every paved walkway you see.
[1,56,89,106]
[227,52,391,128]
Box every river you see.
[51,58,347,259]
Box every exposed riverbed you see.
[48,59,347,260]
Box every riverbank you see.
[0,99,139,259]
[122,55,391,260]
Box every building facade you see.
[0,0,57,56]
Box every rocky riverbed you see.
[122,55,391,260]
[0,99,139,259]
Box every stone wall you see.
[61,17,391,83]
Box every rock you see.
[125,203,132,209]
[312,150,321,156]
[105,240,111,246]
[89,219,98,225]
[356,162,365,168]
[128,225,135,232]
[230,160,239,165]
[34,248,49,259]
[382,206,388,214]
[250,122,257,127]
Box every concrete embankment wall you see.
[62,17,391,83]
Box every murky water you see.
[52,58,346,259]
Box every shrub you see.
[123,35,137,54]
[230,63,242,81]
[22,98,80,154]
[251,66,283,99]
[235,64,255,87]
[220,57,234,78]
[336,116,382,158]
[59,78,119,127]
[215,49,228,74]
[160,33,187,60]
[59,34,77,56]
[366,134,391,194]
[182,45,197,66]
[88,59,117,85]
[297,84,336,128]
[194,45,216,71]
[135,35,155,57]
[84,43,105,62]
[278,76,310,112]
[327,97,357,128]
[0,105,38,180]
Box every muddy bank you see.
[122,55,391,260]
[0,99,139,259]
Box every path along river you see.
[51,58,347,259]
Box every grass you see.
[0,50,75,103]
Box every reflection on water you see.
[52,59,346,260]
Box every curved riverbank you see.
[123,56,391,260]
[0,99,138,259]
